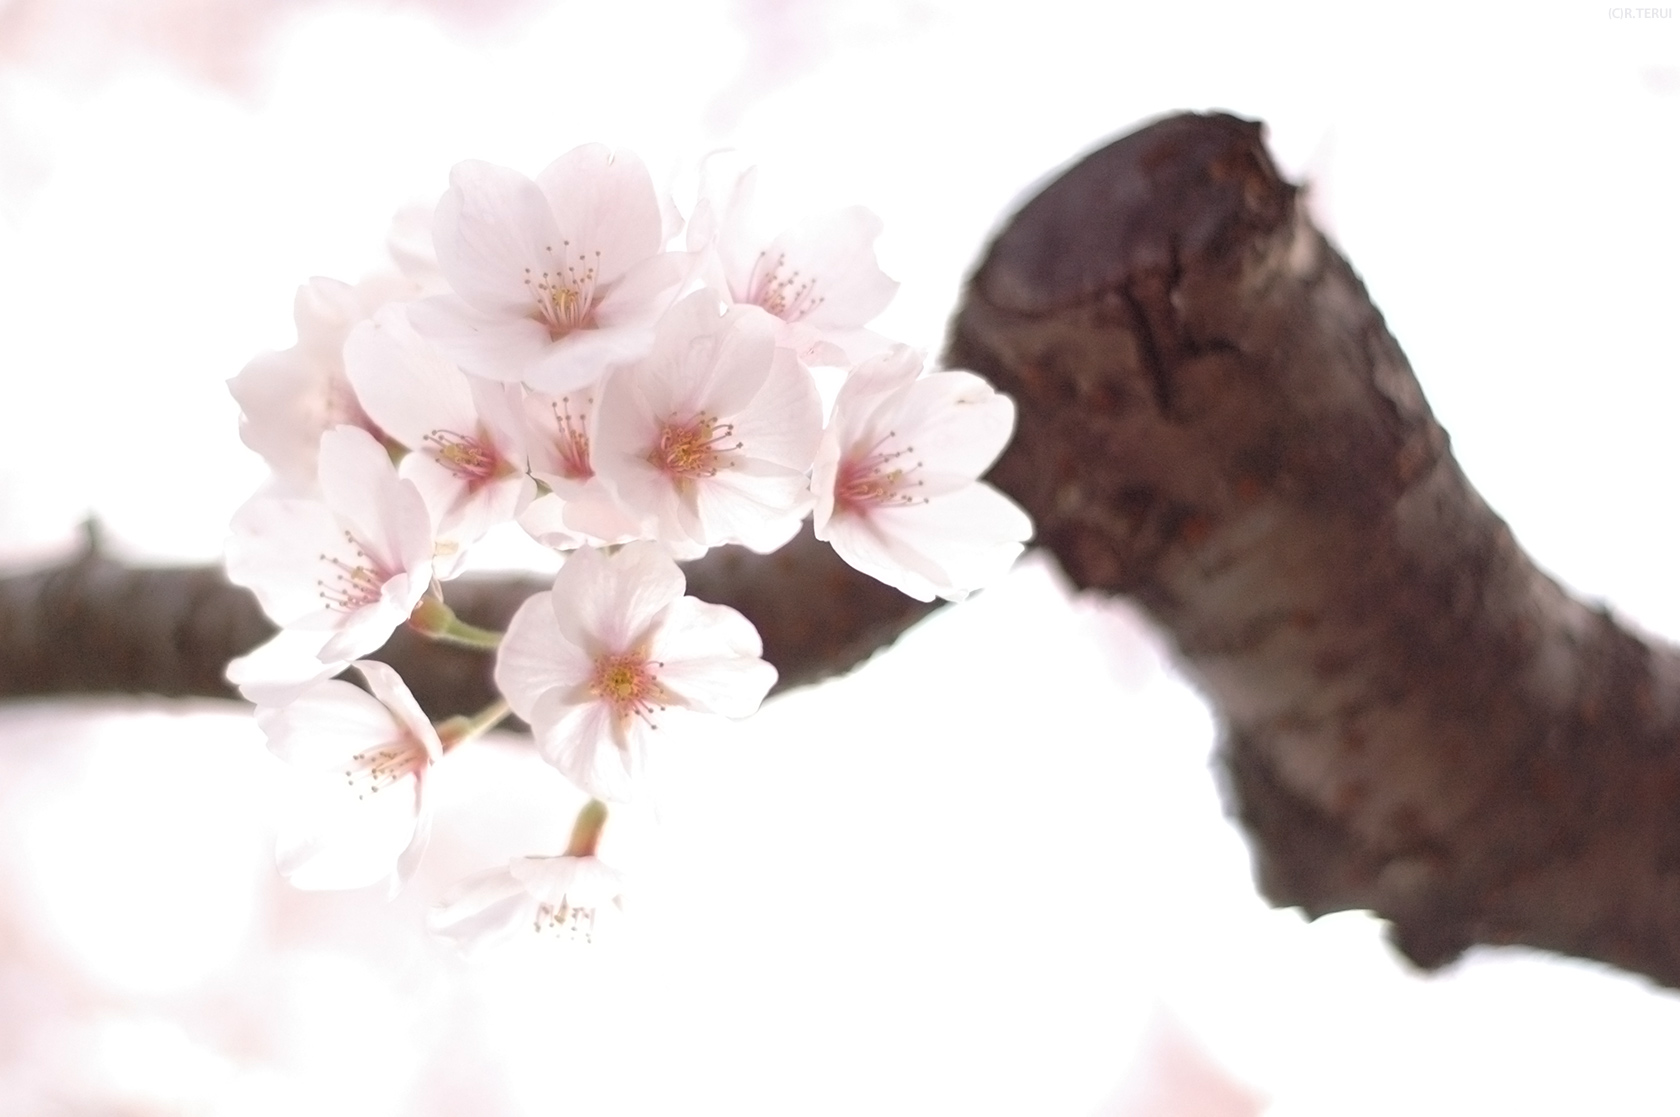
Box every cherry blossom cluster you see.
[224,144,1032,948]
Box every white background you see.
[0,1,1676,1113]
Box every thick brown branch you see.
[946,111,1680,989]
[0,524,931,719]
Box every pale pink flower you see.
[692,164,898,366]
[408,145,684,393]
[342,306,534,575]
[226,426,436,696]
[494,542,776,801]
[428,854,627,950]
[256,660,442,893]
[229,273,411,493]
[813,346,1032,602]
[513,387,645,549]
[592,292,822,559]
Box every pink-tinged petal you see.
[831,345,922,432]
[516,492,588,550]
[636,295,777,418]
[399,453,533,573]
[407,294,557,385]
[691,457,813,553]
[352,660,443,762]
[315,426,435,578]
[231,350,341,492]
[884,371,1017,486]
[390,806,432,896]
[822,510,949,603]
[726,346,823,468]
[509,854,626,908]
[428,865,533,951]
[590,252,688,328]
[225,629,343,706]
[727,206,898,329]
[534,144,664,288]
[256,678,399,769]
[317,570,426,661]
[549,542,685,653]
[651,598,775,718]
[494,591,592,720]
[831,481,1032,602]
[810,427,843,533]
[275,768,422,890]
[226,494,349,624]
[342,307,477,448]
[534,698,639,802]
[523,323,655,395]
[434,159,563,315]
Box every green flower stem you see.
[435,697,512,752]
[409,594,503,650]
[565,799,609,858]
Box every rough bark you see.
[4,111,1678,990]
[944,111,1680,989]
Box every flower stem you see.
[435,697,512,752]
[409,594,503,650]
[565,799,609,858]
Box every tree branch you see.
[5,112,1676,990]
[946,111,1680,990]
[0,522,932,718]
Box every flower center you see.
[317,531,393,612]
[423,428,504,483]
[533,898,599,943]
[745,251,824,322]
[343,735,429,799]
[650,414,740,480]
[835,431,925,514]
[550,397,593,481]
[588,651,665,725]
[524,241,601,340]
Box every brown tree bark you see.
[4,112,1677,991]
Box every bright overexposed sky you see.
[1,1,1677,1114]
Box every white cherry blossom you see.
[513,386,645,549]
[409,145,685,393]
[429,854,627,950]
[813,346,1033,602]
[494,541,776,801]
[229,273,411,493]
[343,306,534,575]
[592,292,822,559]
[692,164,898,366]
[226,426,436,696]
[256,660,442,893]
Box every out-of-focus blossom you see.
[494,542,775,801]
[812,346,1031,602]
[593,292,822,559]
[343,306,533,575]
[409,146,684,393]
[229,274,412,493]
[429,853,627,949]
[256,660,442,893]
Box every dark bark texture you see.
[945,112,1680,989]
[4,112,1678,990]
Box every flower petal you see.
[494,591,592,720]
[651,597,776,717]
[549,542,685,653]
[434,159,563,315]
